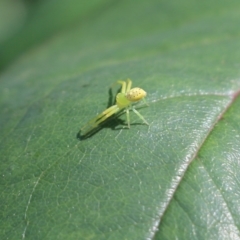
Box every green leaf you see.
[1,1,240,239]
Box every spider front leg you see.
[117,80,126,93]
[81,105,120,135]
[117,79,132,94]
[94,105,120,126]
[126,79,132,92]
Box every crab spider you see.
[80,79,149,136]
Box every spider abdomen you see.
[126,87,147,102]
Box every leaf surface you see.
[1,1,240,239]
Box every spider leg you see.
[126,79,132,92]
[117,79,132,94]
[117,80,126,93]
[126,108,130,128]
[81,105,119,135]
[132,108,149,125]
[94,105,119,126]
[142,97,149,107]
[111,80,126,93]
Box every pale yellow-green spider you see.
[80,79,149,136]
